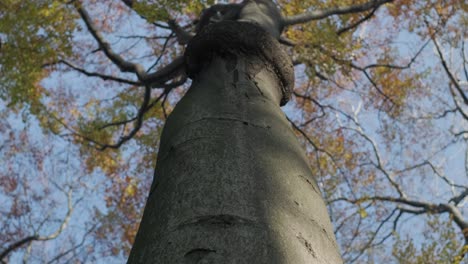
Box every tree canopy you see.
[0,0,467,263]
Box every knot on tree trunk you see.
[184,20,294,106]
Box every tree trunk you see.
[128,19,342,264]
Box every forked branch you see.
[74,2,185,88]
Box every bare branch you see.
[98,86,152,150]
[450,188,468,206]
[360,38,431,70]
[348,208,398,263]
[438,203,468,252]
[344,118,406,197]
[76,3,186,89]
[432,36,468,105]
[0,236,39,262]
[0,189,76,262]
[98,74,185,131]
[75,3,146,78]
[331,195,468,248]
[282,0,394,27]
[145,56,186,88]
[36,189,74,241]
[119,0,171,29]
[462,42,468,81]
[99,116,138,130]
[168,20,194,45]
[449,84,468,120]
[341,210,365,257]
[147,33,175,72]
[161,93,169,119]
[46,224,97,264]
[116,34,172,40]
[287,115,360,201]
[331,196,439,213]
[97,86,170,150]
[308,44,395,103]
[397,160,466,190]
[45,60,140,85]
[337,6,378,35]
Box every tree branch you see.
[282,0,394,27]
[47,60,140,85]
[147,32,174,72]
[337,6,378,35]
[0,188,76,262]
[432,36,468,105]
[75,2,186,89]
[168,19,194,45]
[96,86,172,150]
[331,196,439,214]
[46,224,97,264]
[119,0,171,29]
[450,188,468,206]
[145,56,186,88]
[348,208,398,263]
[75,3,146,79]
[344,117,406,197]
[0,236,39,262]
[36,189,75,241]
[332,195,468,252]
[287,115,360,201]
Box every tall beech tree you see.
[1,0,467,263]
[128,2,343,260]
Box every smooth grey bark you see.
[129,3,342,263]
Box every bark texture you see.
[128,19,342,263]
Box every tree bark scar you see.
[176,214,258,230]
[184,248,216,263]
[253,80,265,97]
[225,54,237,72]
[233,69,239,83]
[184,21,294,106]
[296,233,317,258]
[298,174,321,194]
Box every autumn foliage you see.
[1,0,467,263]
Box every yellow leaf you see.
[124,184,137,197]
[359,207,368,218]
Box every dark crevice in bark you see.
[174,116,273,132]
[184,248,217,263]
[156,115,273,163]
[224,55,238,72]
[296,233,317,258]
[201,117,271,129]
[170,136,215,149]
[233,69,239,83]
[252,80,266,98]
[297,174,321,194]
[177,214,258,230]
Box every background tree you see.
[0,0,466,263]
